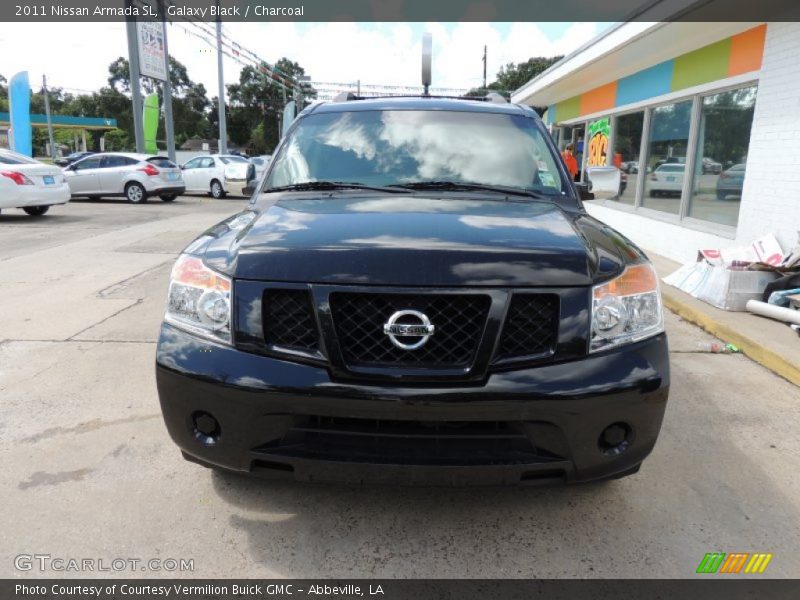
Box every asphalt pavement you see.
[1,196,799,578]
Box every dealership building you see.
[513,18,800,263]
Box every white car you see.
[648,164,685,196]
[180,154,251,198]
[249,154,272,181]
[63,153,185,203]
[0,148,70,216]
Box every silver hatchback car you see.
[63,153,185,203]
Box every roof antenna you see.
[421,33,432,96]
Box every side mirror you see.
[586,166,621,200]
[575,182,594,201]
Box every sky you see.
[0,22,604,101]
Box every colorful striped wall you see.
[548,24,766,124]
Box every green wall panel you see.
[672,38,732,91]
[556,95,581,122]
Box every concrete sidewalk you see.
[651,253,800,386]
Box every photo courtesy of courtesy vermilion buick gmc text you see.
[155,94,669,486]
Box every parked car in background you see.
[648,164,685,196]
[702,157,723,174]
[0,148,70,216]
[243,155,272,196]
[54,151,95,167]
[716,163,746,200]
[63,153,184,203]
[621,161,639,174]
[250,155,272,180]
[180,154,250,198]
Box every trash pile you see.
[662,234,794,311]
[663,232,800,329]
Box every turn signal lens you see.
[590,263,663,353]
[164,254,232,344]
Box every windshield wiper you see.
[264,181,411,194]
[388,181,549,200]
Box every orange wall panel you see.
[729,24,767,76]
[579,81,617,116]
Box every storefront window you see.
[687,86,757,227]
[642,100,693,215]
[613,112,644,206]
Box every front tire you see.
[125,182,147,203]
[23,205,50,216]
[210,180,226,199]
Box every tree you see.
[467,56,562,103]
[226,57,317,154]
[0,74,8,112]
[106,56,212,145]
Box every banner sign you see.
[8,71,32,156]
[137,21,168,81]
[143,92,160,154]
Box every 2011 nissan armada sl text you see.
[155,95,669,486]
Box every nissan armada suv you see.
[155,96,669,486]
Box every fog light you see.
[599,422,632,456]
[191,411,221,445]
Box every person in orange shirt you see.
[562,143,579,181]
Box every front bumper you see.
[155,324,669,485]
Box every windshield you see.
[263,110,568,196]
[219,155,248,164]
[0,151,37,165]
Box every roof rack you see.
[330,92,511,103]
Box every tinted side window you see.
[101,155,134,168]
[148,157,178,168]
[74,157,102,170]
[183,158,202,169]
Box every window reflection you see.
[688,86,756,227]
[614,111,644,207]
[642,100,693,214]
[265,110,568,195]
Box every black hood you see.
[202,194,638,287]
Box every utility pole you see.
[482,45,487,90]
[42,75,56,159]
[125,10,145,153]
[215,11,228,154]
[159,0,176,162]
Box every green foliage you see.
[466,56,562,108]
[7,54,315,155]
[226,57,317,153]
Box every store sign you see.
[137,22,168,81]
[587,118,611,167]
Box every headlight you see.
[590,263,663,353]
[164,254,232,344]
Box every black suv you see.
[156,96,669,485]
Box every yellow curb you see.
[662,290,800,387]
